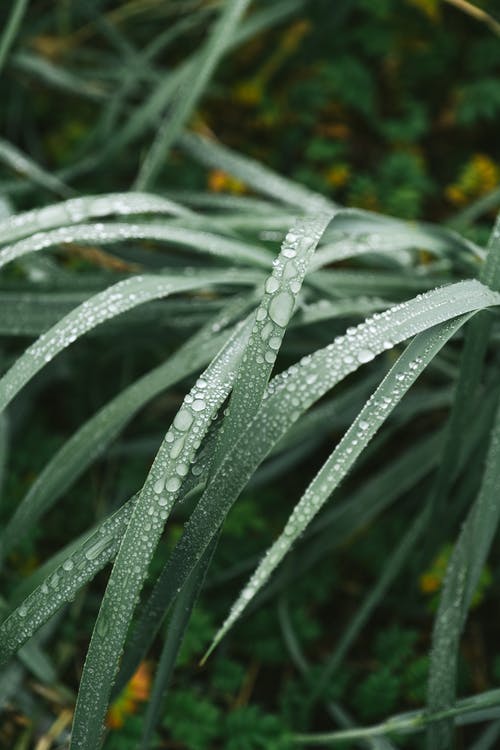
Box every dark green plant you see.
[1,2,500,750]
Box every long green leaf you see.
[0,269,259,414]
[0,192,191,245]
[0,0,29,73]
[426,397,500,749]
[135,0,251,189]
[0,222,271,271]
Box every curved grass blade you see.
[118,279,500,685]
[292,690,500,745]
[0,498,135,663]
[425,215,500,748]
[0,294,254,557]
[0,0,29,73]
[426,216,500,531]
[69,317,253,750]
[0,138,71,198]
[180,133,481,264]
[0,414,7,504]
[180,131,332,212]
[0,329,226,558]
[426,396,500,749]
[205,316,470,656]
[0,269,259,414]
[140,538,218,750]
[211,210,334,469]
[0,222,271,271]
[0,192,191,246]
[0,315,248,662]
[135,0,251,189]
[12,50,106,100]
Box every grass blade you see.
[140,538,217,750]
[135,0,251,189]
[180,131,332,211]
[0,0,29,73]
[0,192,191,245]
[426,395,500,749]
[0,222,271,271]
[0,499,135,663]
[292,689,500,745]
[0,269,259,414]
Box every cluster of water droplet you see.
[311,229,422,270]
[0,270,258,414]
[0,192,189,247]
[0,275,176,410]
[0,219,273,272]
[0,500,135,663]
[248,212,333,369]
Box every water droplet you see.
[153,478,165,494]
[165,476,182,492]
[192,399,205,412]
[357,348,375,364]
[269,336,281,351]
[265,277,280,294]
[268,292,294,327]
[174,409,193,431]
[256,308,267,322]
[170,437,185,459]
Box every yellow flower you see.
[107,662,152,730]
[419,572,441,594]
[446,154,499,206]
[445,185,466,206]
[208,170,246,194]
[325,164,350,188]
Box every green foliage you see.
[354,666,401,721]
[163,690,221,750]
[1,2,500,750]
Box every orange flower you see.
[107,662,152,730]
[318,123,350,140]
[208,170,246,194]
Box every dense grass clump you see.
[2,2,500,749]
